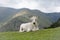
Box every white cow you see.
[19,16,39,32]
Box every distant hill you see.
[46,13,60,22]
[0,7,19,27]
[0,7,60,32]
[49,18,60,28]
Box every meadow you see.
[0,27,60,40]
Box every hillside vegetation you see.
[0,7,60,32]
[49,18,60,28]
[0,8,53,32]
[0,27,60,40]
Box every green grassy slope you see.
[0,27,60,40]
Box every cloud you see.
[0,0,60,13]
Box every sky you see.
[0,0,60,13]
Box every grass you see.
[0,27,60,40]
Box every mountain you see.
[49,18,60,28]
[46,13,60,22]
[0,7,60,32]
[0,7,19,27]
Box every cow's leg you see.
[32,27,37,31]
[19,27,24,32]
[26,28,31,32]
[32,28,36,31]
[36,27,39,30]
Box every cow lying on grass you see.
[19,16,39,32]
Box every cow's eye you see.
[33,22,35,25]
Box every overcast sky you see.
[0,0,60,13]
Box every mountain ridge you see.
[0,7,60,32]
